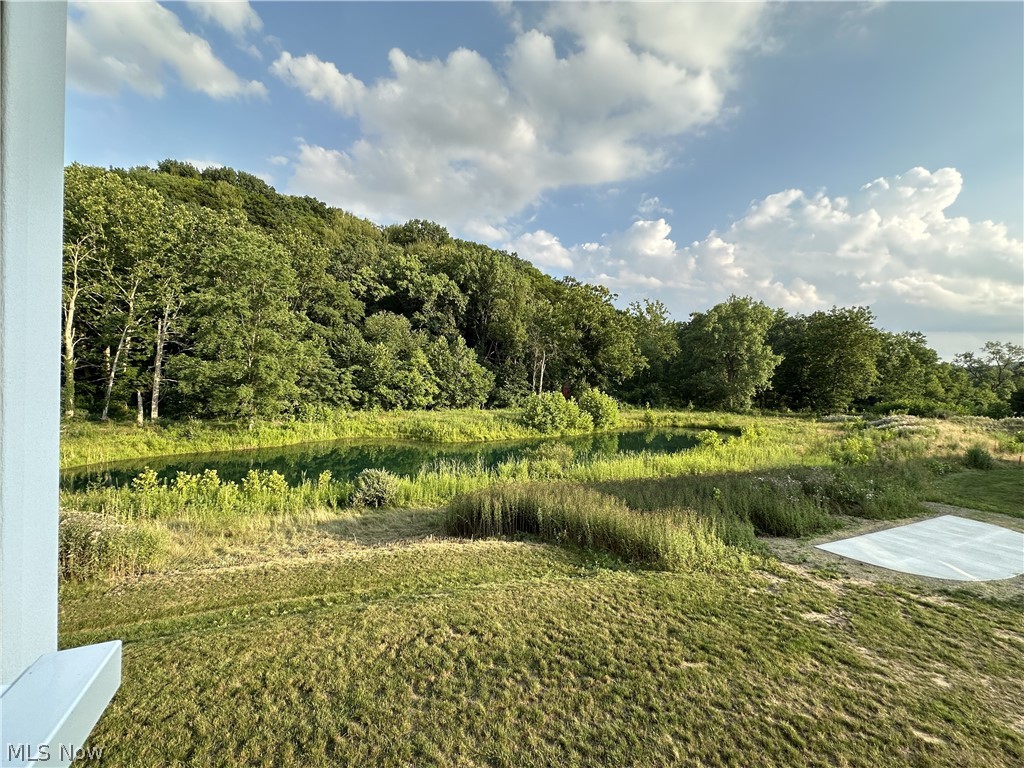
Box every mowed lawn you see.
[61,535,1024,767]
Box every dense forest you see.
[62,161,1024,422]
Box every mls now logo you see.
[5,743,104,762]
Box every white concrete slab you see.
[816,515,1024,581]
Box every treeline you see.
[61,161,1024,422]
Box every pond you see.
[62,428,728,491]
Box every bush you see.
[695,429,724,449]
[520,393,593,434]
[352,468,401,507]
[964,445,995,470]
[59,510,165,581]
[577,389,620,429]
[446,482,741,571]
[830,434,877,465]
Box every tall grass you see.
[59,511,167,581]
[595,462,930,539]
[62,409,541,468]
[445,482,745,571]
[63,468,349,524]
[59,419,926,526]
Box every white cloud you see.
[67,0,267,100]
[637,194,673,217]
[526,167,1021,357]
[504,230,574,270]
[186,1,263,37]
[267,155,289,167]
[270,52,365,116]
[275,3,768,232]
[184,158,223,171]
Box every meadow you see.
[58,411,1024,766]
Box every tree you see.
[426,335,494,408]
[548,279,644,394]
[61,164,109,417]
[171,221,312,418]
[872,331,944,405]
[675,296,781,411]
[354,313,438,410]
[62,167,169,420]
[775,306,881,412]
[618,300,680,406]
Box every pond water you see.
[62,428,726,491]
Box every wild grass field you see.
[58,412,1024,766]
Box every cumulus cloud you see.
[524,167,1021,356]
[186,1,262,37]
[270,52,365,116]
[275,3,767,231]
[504,230,574,270]
[67,0,267,99]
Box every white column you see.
[0,0,67,688]
[1,3,121,765]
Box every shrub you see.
[830,434,876,465]
[520,393,593,434]
[445,482,741,571]
[59,510,165,581]
[352,468,401,507]
[695,429,724,449]
[577,389,620,429]
[964,445,995,470]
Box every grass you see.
[445,482,744,572]
[60,537,1024,767]
[60,406,692,469]
[59,407,835,469]
[55,411,1024,764]
[62,415,836,517]
[926,468,1024,518]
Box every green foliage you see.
[695,429,725,449]
[446,483,740,571]
[829,434,877,465]
[355,313,439,410]
[597,471,835,540]
[521,442,577,479]
[520,393,593,434]
[770,306,881,412]
[352,468,401,508]
[426,335,494,408]
[65,468,346,522]
[869,399,964,418]
[62,162,1022,426]
[171,220,314,418]
[964,445,995,470]
[576,388,620,429]
[675,296,781,411]
[59,510,165,581]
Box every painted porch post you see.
[1,3,121,765]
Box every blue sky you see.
[65,1,1023,358]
